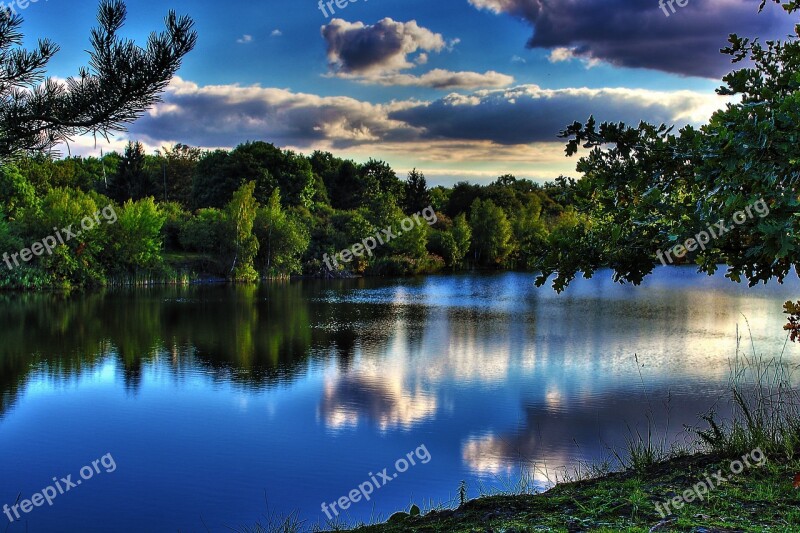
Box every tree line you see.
[0,140,577,288]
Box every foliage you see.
[234,142,316,208]
[180,208,226,255]
[469,198,513,267]
[430,213,472,268]
[404,169,431,214]
[3,140,571,287]
[389,217,429,260]
[785,300,800,342]
[0,1,195,159]
[0,207,21,254]
[108,141,151,202]
[159,144,201,207]
[450,214,472,268]
[14,187,111,286]
[159,201,189,251]
[109,198,166,273]
[224,181,259,282]
[536,0,800,303]
[254,190,309,276]
[0,164,36,216]
[192,148,271,209]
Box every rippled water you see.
[0,268,798,531]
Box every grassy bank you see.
[347,451,800,532]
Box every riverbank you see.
[345,451,800,532]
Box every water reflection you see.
[0,269,798,531]
[321,372,438,431]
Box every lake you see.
[1,268,798,532]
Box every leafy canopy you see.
[537,0,800,292]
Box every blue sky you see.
[21,0,797,185]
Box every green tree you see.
[390,216,428,260]
[310,151,362,210]
[17,188,109,286]
[224,181,259,281]
[158,201,189,251]
[469,198,512,266]
[429,186,451,213]
[404,169,431,214]
[254,190,309,276]
[160,144,201,207]
[179,208,227,256]
[233,142,316,208]
[512,202,548,270]
[192,149,273,209]
[451,213,472,268]
[110,198,166,273]
[0,164,36,216]
[108,141,152,202]
[445,181,482,218]
[428,207,476,268]
[360,159,403,207]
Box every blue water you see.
[0,268,798,531]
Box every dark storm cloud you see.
[321,18,446,74]
[468,0,795,77]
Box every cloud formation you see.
[128,79,725,151]
[467,0,794,77]
[321,18,515,89]
[390,85,726,144]
[355,68,514,89]
[129,77,422,149]
[322,18,445,75]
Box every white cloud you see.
[364,69,514,90]
[548,47,601,68]
[236,34,253,44]
[548,47,573,63]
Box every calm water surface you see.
[1,269,799,531]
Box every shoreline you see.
[339,451,799,532]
